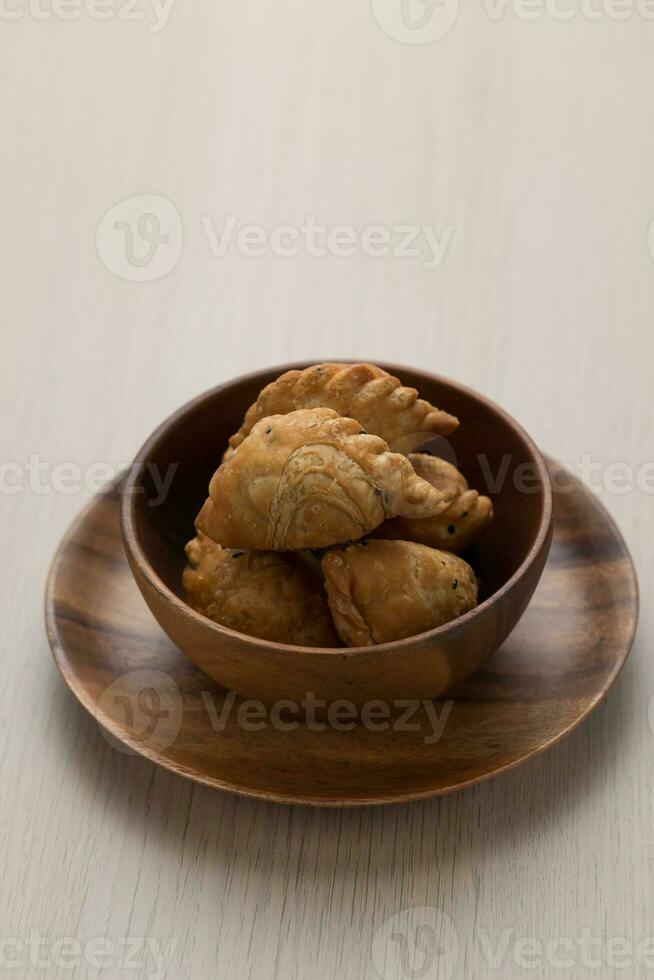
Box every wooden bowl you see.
[121,363,553,707]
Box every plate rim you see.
[44,463,639,807]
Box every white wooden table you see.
[1,2,652,977]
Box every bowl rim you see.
[121,360,554,656]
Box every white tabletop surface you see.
[1,2,652,978]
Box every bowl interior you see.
[127,364,549,620]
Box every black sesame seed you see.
[232,551,244,558]
[374,488,382,496]
[447,524,456,535]
[452,579,458,590]
[265,426,272,434]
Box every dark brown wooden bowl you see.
[121,363,553,707]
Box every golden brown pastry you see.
[374,453,493,554]
[224,363,458,458]
[407,454,468,498]
[196,408,448,551]
[183,532,340,646]
[322,540,478,646]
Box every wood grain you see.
[1,3,652,977]
[45,460,636,805]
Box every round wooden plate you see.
[45,461,638,807]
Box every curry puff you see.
[322,540,478,647]
[196,408,448,551]
[183,532,339,647]
[224,362,458,459]
[375,454,493,554]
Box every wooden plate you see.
[45,460,638,807]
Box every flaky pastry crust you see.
[322,540,478,646]
[224,363,458,459]
[196,408,448,551]
[374,453,493,554]
[183,532,340,647]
